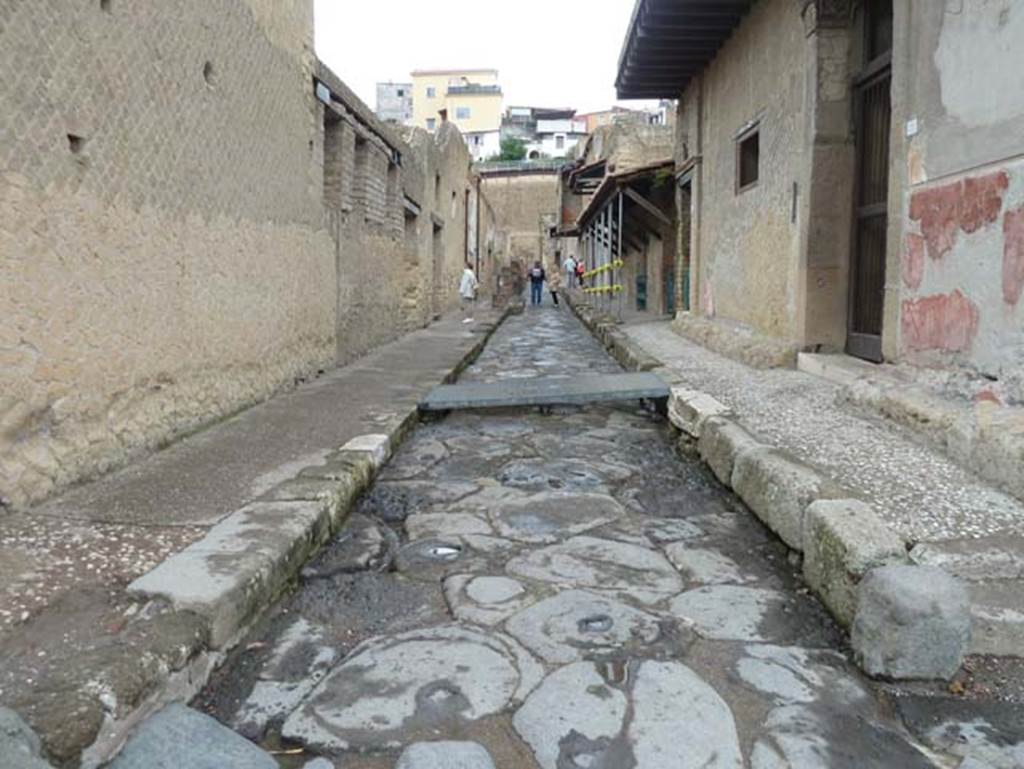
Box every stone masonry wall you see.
[480,173,560,271]
[0,0,336,509]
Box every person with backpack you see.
[527,260,546,307]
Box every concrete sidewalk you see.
[616,318,1024,657]
[0,308,506,767]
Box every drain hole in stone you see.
[578,614,614,634]
[427,543,462,561]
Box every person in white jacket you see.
[459,262,479,323]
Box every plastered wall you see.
[678,0,807,343]
[890,0,1024,391]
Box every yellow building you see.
[411,69,503,161]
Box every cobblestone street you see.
[184,307,1011,769]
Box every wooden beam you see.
[624,187,672,228]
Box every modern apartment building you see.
[375,81,413,125]
[411,68,503,161]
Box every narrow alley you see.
[182,306,951,768]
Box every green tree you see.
[491,136,527,162]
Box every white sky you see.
[313,0,656,115]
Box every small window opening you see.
[203,61,216,87]
[67,134,86,154]
[737,129,759,192]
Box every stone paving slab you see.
[419,372,669,411]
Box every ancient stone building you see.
[478,166,560,272]
[551,124,677,318]
[616,0,1024,395]
[0,0,496,509]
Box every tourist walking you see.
[575,260,586,288]
[563,254,577,288]
[548,262,562,307]
[527,261,546,307]
[459,261,479,323]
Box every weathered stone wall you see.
[889,0,1024,392]
[316,71,474,363]
[677,0,808,344]
[480,172,560,271]
[0,4,482,510]
[0,0,335,509]
[578,125,675,172]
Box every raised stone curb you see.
[564,291,971,681]
[852,565,972,680]
[696,416,763,486]
[803,499,909,628]
[667,386,732,438]
[731,447,843,551]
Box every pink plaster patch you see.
[901,290,980,353]
[1003,205,1024,306]
[959,171,1009,234]
[902,233,926,290]
[908,170,1009,260]
[975,389,1002,406]
[910,181,961,261]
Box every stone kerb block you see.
[731,447,841,552]
[129,499,330,647]
[339,433,391,470]
[852,565,971,681]
[697,416,764,486]
[668,387,732,439]
[803,499,908,627]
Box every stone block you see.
[396,741,497,769]
[108,703,277,768]
[852,565,971,680]
[339,433,391,469]
[731,447,839,551]
[967,580,1024,658]
[0,707,54,769]
[697,417,764,486]
[803,499,908,627]
[668,387,732,438]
